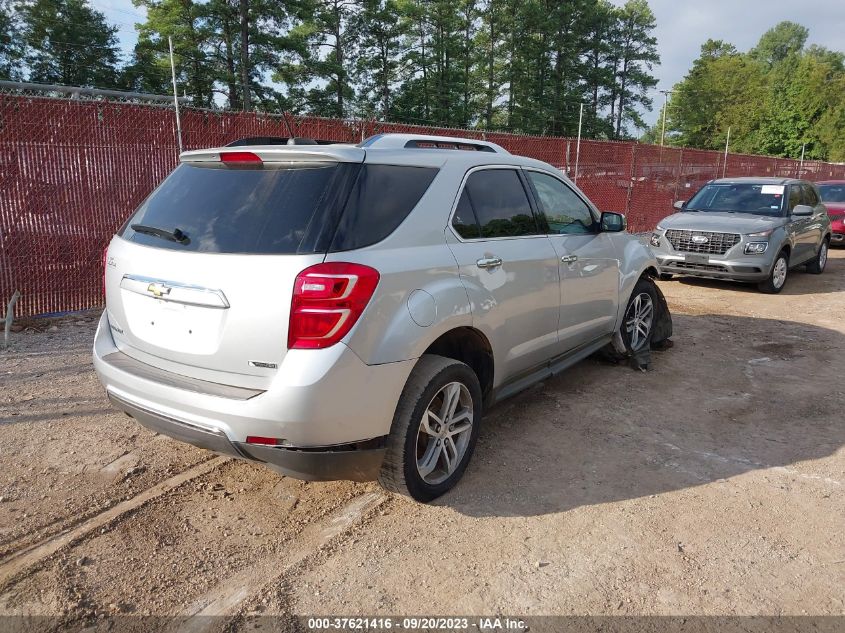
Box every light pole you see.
[659,89,672,146]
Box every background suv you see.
[94,134,669,502]
[650,178,831,293]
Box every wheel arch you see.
[420,326,495,406]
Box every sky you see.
[93,0,845,127]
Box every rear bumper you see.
[108,392,385,481]
[831,231,845,246]
[93,312,412,481]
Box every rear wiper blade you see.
[131,224,190,244]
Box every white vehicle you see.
[94,134,670,501]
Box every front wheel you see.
[379,355,483,502]
[758,249,789,294]
[806,240,828,274]
[621,278,658,354]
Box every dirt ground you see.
[1,251,843,630]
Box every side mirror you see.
[673,200,685,210]
[600,211,626,233]
[792,204,813,217]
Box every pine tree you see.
[19,0,122,88]
[0,0,23,80]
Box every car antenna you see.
[282,112,295,142]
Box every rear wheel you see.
[758,250,789,294]
[379,355,482,502]
[806,239,829,274]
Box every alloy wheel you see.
[773,257,788,289]
[624,292,654,352]
[415,382,474,485]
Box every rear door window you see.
[461,169,541,238]
[121,162,360,254]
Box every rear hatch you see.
[104,146,364,389]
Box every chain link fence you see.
[2,85,845,318]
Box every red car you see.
[818,180,845,247]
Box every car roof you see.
[708,177,805,185]
[179,133,564,173]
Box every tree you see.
[280,0,358,118]
[353,0,406,119]
[667,39,766,152]
[665,22,845,161]
[132,0,216,107]
[19,0,121,87]
[750,21,808,67]
[607,0,658,138]
[0,0,23,80]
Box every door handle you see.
[561,255,578,263]
[476,257,503,269]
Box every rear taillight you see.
[288,262,380,350]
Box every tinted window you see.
[527,171,595,234]
[686,183,786,217]
[452,190,481,239]
[818,184,845,203]
[121,162,359,254]
[787,185,801,212]
[463,169,540,238]
[330,165,438,251]
[801,184,819,206]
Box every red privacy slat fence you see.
[2,94,844,318]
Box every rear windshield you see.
[685,183,786,217]
[120,162,437,254]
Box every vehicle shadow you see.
[670,248,845,296]
[442,313,844,517]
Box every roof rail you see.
[359,133,508,154]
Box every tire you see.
[621,278,659,355]
[378,355,483,502]
[658,273,674,281]
[806,239,829,274]
[758,249,789,294]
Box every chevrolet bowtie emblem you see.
[147,282,172,298]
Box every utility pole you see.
[574,102,584,186]
[659,89,672,146]
[722,126,731,178]
[168,36,183,155]
[799,143,806,175]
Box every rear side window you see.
[459,169,541,238]
[121,162,360,254]
[452,190,481,239]
[329,165,438,251]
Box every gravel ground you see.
[1,251,843,630]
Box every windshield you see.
[685,183,786,217]
[818,184,845,204]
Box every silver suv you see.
[651,178,831,293]
[94,134,670,501]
